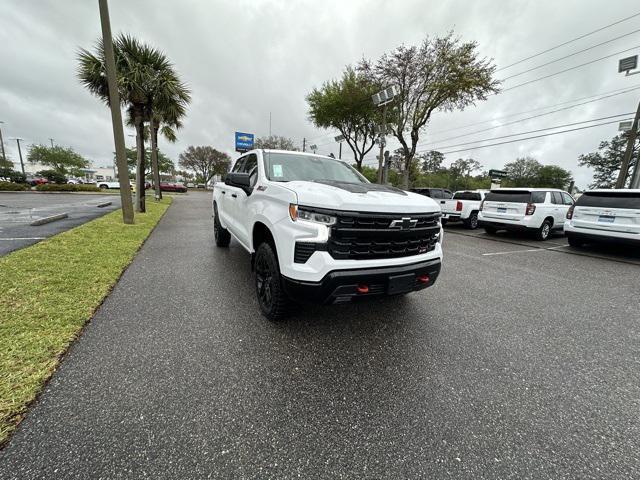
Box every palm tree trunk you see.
[150,118,162,201]
[134,108,146,213]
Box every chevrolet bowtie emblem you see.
[389,217,418,230]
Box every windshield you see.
[262,152,367,184]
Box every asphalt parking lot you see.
[0,192,121,256]
[1,193,638,479]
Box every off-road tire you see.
[254,242,291,321]
[213,205,231,247]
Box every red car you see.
[157,182,187,193]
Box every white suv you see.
[212,150,444,320]
[478,188,574,240]
[565,189,640,247]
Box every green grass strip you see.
[0,198,172,445]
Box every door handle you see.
[221,190,225,195]
[231,193,237,198]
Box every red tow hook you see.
[417,274,430,284]
[356,284,369,294]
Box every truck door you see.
[233,153,258,248]
[221,156,246,233]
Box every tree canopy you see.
[116,147,175,177]
[578,134,639,188]
[504,157,572,189]
[254,135,296,151]
[27,145,89,176]
[307,66,379,171]
[178,146,230,184]
[358,33,499,187]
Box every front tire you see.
[536,219,552,241]
[254,242,291,321]
[213,205,231,247]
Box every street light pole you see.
[15,138,25,174]
[98,0,134,224]
[49,138,54,148]
[0,121,6,164]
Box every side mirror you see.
[226,172,253,195]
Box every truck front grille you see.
[328,211,440,260]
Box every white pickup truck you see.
[212,149,444,320]
[439,190,487,229]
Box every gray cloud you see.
[1,0,639,187]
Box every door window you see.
[530,191,546,203]
[561,192,574,205]
[240,154,258,188]
[231,157,246,173]
[551,192,563,204]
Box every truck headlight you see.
[289,204,336,226]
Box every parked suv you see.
[212,150,443,320]
[410,187,453,199]
[478,188,574,240]
[565,189,640,247]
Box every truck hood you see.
[284,180,440,213]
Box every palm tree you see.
[78,34,189,211]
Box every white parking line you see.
[482,245,569,256]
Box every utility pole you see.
[302,137,306,152]
[98,0,134,224]
[15,138,25,174]
[269,112,272,137]
[0,121,6,164]
[382,150,391,184]
[372,86,398,184]
[377,106,387,184]
[615,100,640,188]
[49,138,54,148]
[629,146,640,188]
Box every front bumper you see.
[282,258,442,304]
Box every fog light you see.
[417,274,430,284]
[356,284,369,294]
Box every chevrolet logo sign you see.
[389,217,418,230]
[237,135,252,142]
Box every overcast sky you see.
[1,0,639,188]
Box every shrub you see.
[35,184,101,192]
[0,167,27,184]
[36,170,67,184]
[0,181,29,191]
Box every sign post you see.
[235,132,254,153]
[488,169,507,189]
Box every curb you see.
[30,213,69,226]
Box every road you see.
[0,192,121,256]
[1,192,638,479]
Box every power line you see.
[434,118,633,156]
[426,85,640,135]
[502,45,640,91]
[496,11,640,71]
[416,112,634,153]
[419,88,640,148]
[501,28,640,81]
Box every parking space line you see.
[482,245,569,256]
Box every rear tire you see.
[567,235,584,248]
[213,205,231,247]
[536,219,552,241]
[254,242,291,321]
[463,211,479,229]
[484,226,497,235]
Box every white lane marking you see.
[482,245,570,256]
[0,237,47,241]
